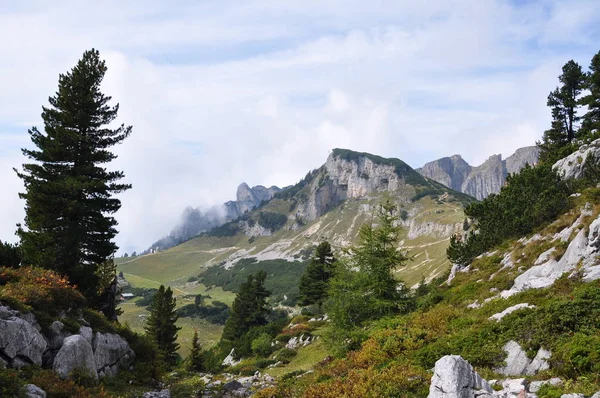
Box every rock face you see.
[553,138,600,179]
[496,341,550,376]
[295,150,422,222]
[501,212,600,298]
[92,332,135,377]
[53,335,98,380]
[418,146,540,200]
[24,384,46,398]
[149,183,281,252]
[428,355,493,397]
[0,306,135,381]
[0,306,47,368]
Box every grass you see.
[266,333,330,378]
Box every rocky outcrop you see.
[93,332,135,377]
[428,355,493,397]
[418,155,471,192]
[496,341,550,376]
[553,138,600,179]
[227,183,281,217]
[0,305,134,381]
[53,335,98,380]
[418,146,540,200]
[24,384,46,398]
[501,212,600,298]
[295,151,419,222]
[0,306,47,368]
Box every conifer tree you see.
[0,241,22,268]
[187,330,204,372]
[298,241,336,310]
[581,51,600,142]
[15,49,131,313]
[145,285,181,367]
[221,271,270,343]
[538,60,586,163]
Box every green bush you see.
[0,369,25,398]
[252,333,275,357]
[273,348,298,363]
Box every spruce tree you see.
[538,60,586,163]
[187,330,204,372]
[0,241,22,268]
[15,49,131,312]
[145,285,181,367]
[298,241,336,310]
[581,51,600,142]
[221,271,270,344]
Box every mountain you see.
[118,148,474,301]
[147,183,281,252]
[417,146,540,200]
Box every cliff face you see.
[225,183,281,219]
[295,150,425,222]
[418,146,540,200]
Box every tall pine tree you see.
[538,60,586,163]
[15,49,131,313]
[298,241,336,310]
[581,51,600,142]
[145,285,181,367]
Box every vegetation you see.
[447,163,570,266]
[145,285,181,367]
[298,241,336,311]
[258,211,288,232]
[0,241,21,268]
[186,330,206,372]
[14,49,131,319]
[221,271,271,345]
[177,297,230,325]
[325,199,413,355]
[200,258,308,305]
[538,51,600,163]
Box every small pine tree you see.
[187,330,204,372]
[145,285,181,367]
[221,271,271,344]
[0,241,22,268]
[298,241,336,311]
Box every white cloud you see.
[0,0,598,252]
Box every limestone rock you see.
[553,138,600,180]
[560,394,584,398]
[496,341,550,377]
[222,349,241,367]
[92,332,135,377]
[0,306,47,367]
[489,304,535,322]
[428,355,493,397]
[53,335,98,380]
[24,384,46,398]
[48,321,71,350]
[79,326,93,346]
[143,390,171,398]
[418,146,540,200]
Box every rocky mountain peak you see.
[418,146,540,200]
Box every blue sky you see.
[1,0,599,253]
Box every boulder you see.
[489,304,535,322]
[222,348,241,367]
[24,384,46,398]
[48,321,71,350]
[79,326,93,346]
[553,138,600,180]
[53,335,98,380]
[497,341,550,376]
[143,390,171,398]
[223,380,244,391]
[0,306,47,367]
[92,332,134,377]
[428,355,493,397]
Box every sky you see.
[1,0,599,254]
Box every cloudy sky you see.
[1,0,599,254]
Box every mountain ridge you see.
[417,146,540,200]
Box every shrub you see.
[0,368,25,398]
[273,348,297,363]
[0,266,86,316]
[251,333,274,357]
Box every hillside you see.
[116,149,474,348]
